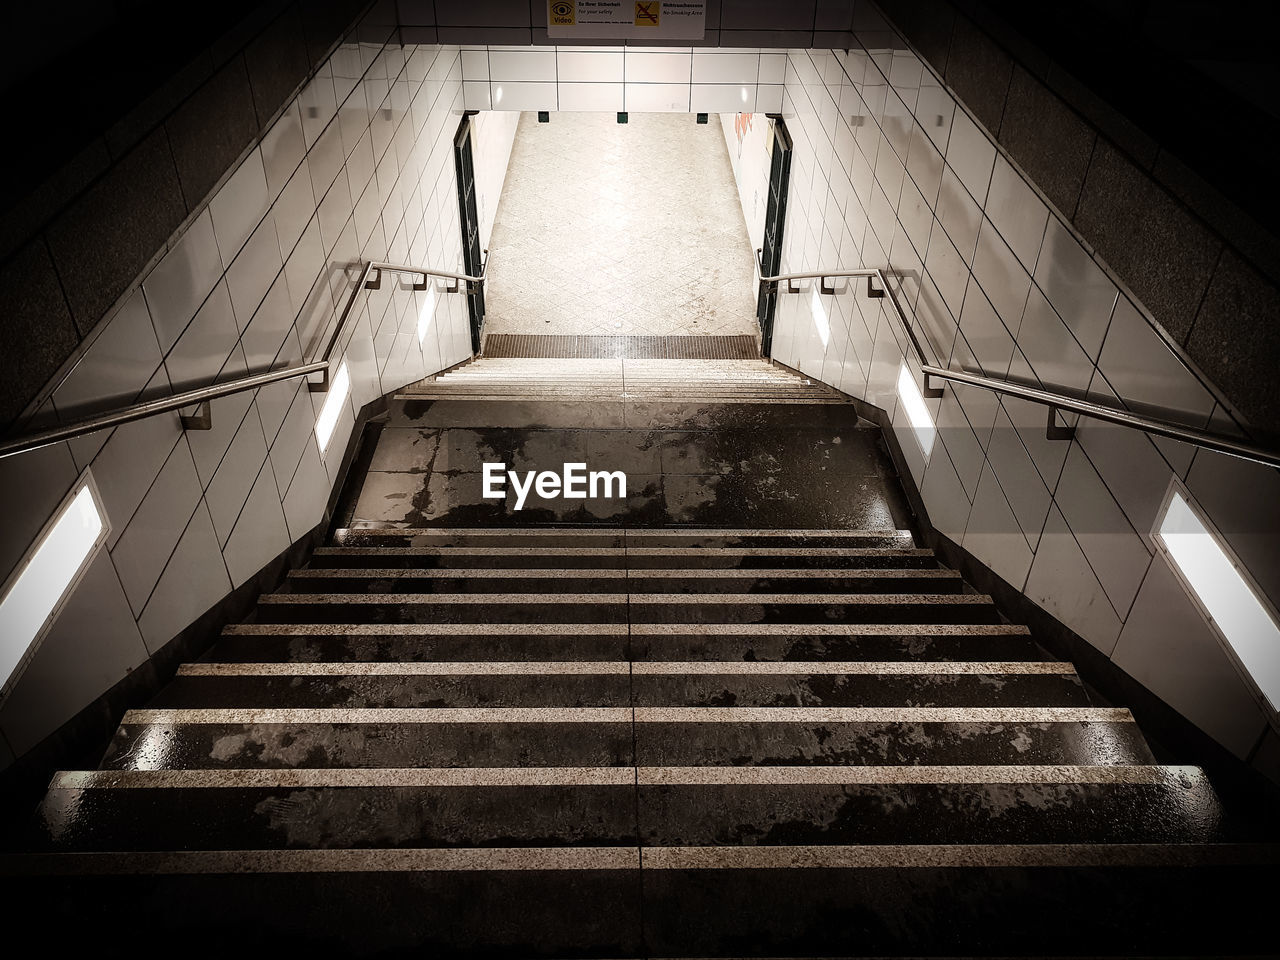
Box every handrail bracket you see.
[1046,406,1076,441]
[179,401,212,431]
[922,373,944,400]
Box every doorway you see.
[478,112,760,341]
[454,114,487,354]
[755,117,792,358]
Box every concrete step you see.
[152,660,1087,709]
[5,844,1277,957]
[251,592,1003,625]
[30,765,1248,852]
[206,623,1043,665]
[329,527,918,549]
[100,706,1152,769]
[308,545,941,569]
[281,567,966,595]
[387,397,865,430]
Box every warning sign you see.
[546,1,705,40]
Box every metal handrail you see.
[923,365,1280,470]
[0,258,486,460]
[757,251,1280,469]
[754,250,939,390]
[0,363,328,460]
[311,257,488,392]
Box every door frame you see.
[755,115,792,358]
[453,112,486,355]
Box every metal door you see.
[454,114,486,354]
[756,118,792,357]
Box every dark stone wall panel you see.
[303,0,367,67]
[1073,139,1221,344]
[0,141,111,265]
[0,242,79,429]
[942,15,1011,135]
[45,130,186,334]
[876,0,954,72]
[1186,252,1280,434]
[998,66,1095,218]
[246,6,312,128]
[165,57,259,211]
[1044,62,1159,171]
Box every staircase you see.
[4,367,1277,957]
[401,356,845,401]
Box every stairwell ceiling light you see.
[0,473,108,698]
[897,363,936,457]
[1157,487,1280,712]
[315,361,351,454]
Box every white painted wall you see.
[719,111,771,302]
[471,110,521,252]
[0,41,473,764]
[716,39,1280,772]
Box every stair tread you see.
[11,842,1280,872]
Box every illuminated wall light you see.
[315,361,351,453]
[0,473,109,696]
[493,85,503,105]
[1157,487,1280,711]
[740,86,749,103]
[896,363,936,457]
[417,283,438,343]
[810,287,829,347]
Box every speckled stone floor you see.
[482,112,759,338]
[351,398,912,529]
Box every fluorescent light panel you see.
[1159,490,1280,712]
[897,363,936,456]
[315,361,351,453]
[0,477,106,693]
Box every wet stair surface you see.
[6,376,1280,957]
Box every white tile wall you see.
[559,83,625,112]
[1114,555,1268,757]
[1,40,473,763]
[491,81,557,111]
[720,45,1279,760]
[143,212,225,352]
[459,46,777,114]
[53,289,164,416]
[557,51,624,83]
[0,552,149,755]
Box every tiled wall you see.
[0,0,372,432]
[398,0,858,49]
[873,0,1280,437]
[0,40,473,764]
[728,42,1280,771]
[459,47,785,114]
